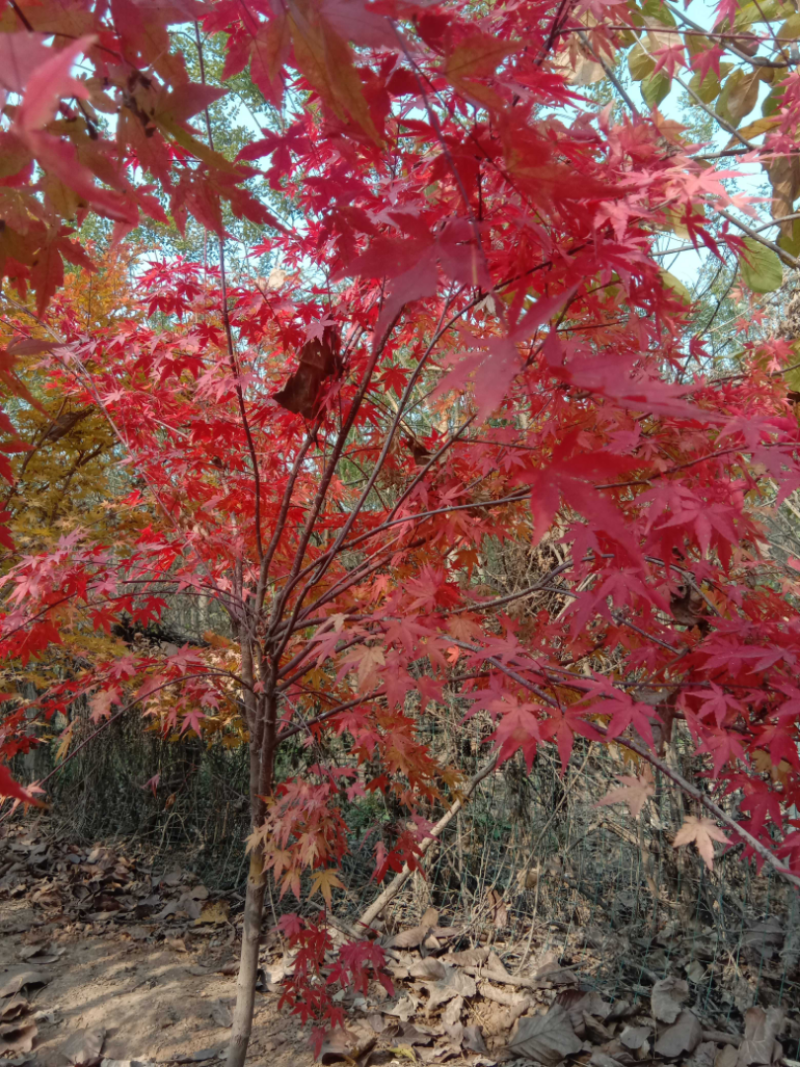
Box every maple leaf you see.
[0,763,46,808]
[596,767,655,819]
[673,816,730,871]
[15,36,95,133]
[308,868,345,908]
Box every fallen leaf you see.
[0,1020,37,1055]
[508,1004,582,1066]
[61,1028,107,1066]
[0,968,51,998]
[717,1046,740,1067]
[621,1024,652,1051]
[687,1041,718,1067]
[557,988,612,1029]
[463,1024,488,1053]
[737,1007,784,1066]
[590,1054,626,1067]
[409,959,446,981]
[654,1010,703,1058]
[444,948,489,966]
[651,976,689,1024]
[0,996,28,1022]
[397,1022,434,1047]
[425,966,477,1011]
[209,1000,232,1028]
[385,994,419,1022]
[99,1060,157,1067]
[441,995,463,1027]
[195,901,230,926]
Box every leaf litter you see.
[2,823,798,1067]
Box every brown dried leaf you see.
[687,1041,718,1067]
[0,967,51,998]
[737,1007,784,1066]
[766,156,800,238]
[273,329,340,419]
[209,999,233,1028]
[651,976,689,1024]
[384,993,419,1022]
[61,1027,107,1066]
[0,995,28,1022]
[0,1019,37,1055]
[444,948,489,967]
[620,1024,652,1051]
[442,997,463,1027]
[508,1004,582,1066]
[462,1024,488,1053]
[425,966,477,1011]
[195,900,230,926]
[387,927,427,950]
[397,1022,434,1047]
[409,959,446,981]
[556,988,613,1029]
[717,1045,740,1067]
[654,1010,703,1058]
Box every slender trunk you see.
[227,652,275,1067]
[227,845,267,1067]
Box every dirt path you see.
[0,897,313,1067]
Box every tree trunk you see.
[226,843,267,1067]
[227,639,272,1067]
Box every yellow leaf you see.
[55,722,74,764]
[195,900,231,925]
[444,35,521,81]
[736,115,780,141]
[309,868,344,908]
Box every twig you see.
[356,753,500,931]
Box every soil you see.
[0,898,314,1067]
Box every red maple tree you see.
[2,0,800,1062]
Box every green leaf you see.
[628,42,655,81]
[779,218,800,259]
[642,70,671,108]
[738,237,783,293]
[640,0,676,25]
[762,83,787,118]
[660,268,691,303]
[688,68,722,104]
[778,12,800,38]
[734,0,793,28]
[718,69,759,126]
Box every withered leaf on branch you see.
[273,327,341,419]
[766,155,800,239]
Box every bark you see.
[226,845,267,1067]
[227,642,273,1067]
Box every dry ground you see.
[0,897,314,1067]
